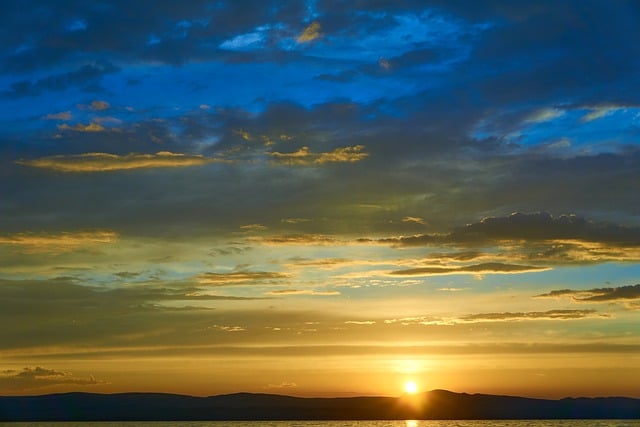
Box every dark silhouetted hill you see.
[0,389,638,421]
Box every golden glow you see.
[404,380,419,394]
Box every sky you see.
[1,0,639,399]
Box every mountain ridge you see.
[1,389,638,421]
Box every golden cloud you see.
[269,145,368,165]
[58,122,106,132]
[390,262,549,276]
[197,271,291,286]
[383,309,608,326]
[0,230,117,254]
[16,151,221,172]
[266,289,340,296]
[402,216,427,225]
[297,21,322,43]
[252,234,343,246]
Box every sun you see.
[403,380,419,394]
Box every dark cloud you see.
[390,262,547,276]
[460,309,607,322]
[395,212,640,247]
[0,0,307,72]
[2,61,119,98]
[0,277,268,350]
[196,271,291,286]
[536,284,640,303]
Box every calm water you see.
[1,421,639,427]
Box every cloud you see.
[266,289,340,296]
[76,100,111,111]
[580,105,622,123]
[43,111,72,120]
[16,151,221,172]
[0,367,105,391]
[390,262,548,276]
[459,309,609,322]
[402,216,427,225]
[297,22,322,43]
[0,230,117,254]
[535,284,640,304]
[394,212,640,247]
[197,271,290,286]
[240,224,268,232]
[269,145,368,165]
[208,324,246,332]
[264,382,298,389]
[524,107,565,123]
[2,61,118,98]
[58,122,106,132]
[384,309,608,326]
[253,234,343,246]
[281,218,311,224]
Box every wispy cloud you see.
[266,289,340,296]
[535,284,640,306]
[580,105,621,123]
[390,262,549,276]
[269,145,368,165]
[197,271,290,286]
[253,234,343,246]
[43,111,72,120]
[524,107,565,123]
[58,122,106,132]
[0,230,117,254]
[383,309,608,326]
[16,151,221,172]
[0,367,105,391]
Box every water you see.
[1,421,639,427]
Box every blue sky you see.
[1,0,639,398]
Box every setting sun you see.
[404,381,419,394]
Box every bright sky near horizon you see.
[1,0,639,399]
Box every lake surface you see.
[1,421,639,427]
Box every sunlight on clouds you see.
[524,107,565,123]
[402,216,427,225]
[297,21,322,43]
[580,105,621,122]
[57,122,106,132]
[0,230,117,254]
[390,262,550,276]
[252,234,343,246]
[267,289,340,296]
[0,367,105,391]
[269,145,368,165]
[383,309,609,326]
[16,151,222,172]
[89,100,110,111]
[197,271,290,285]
